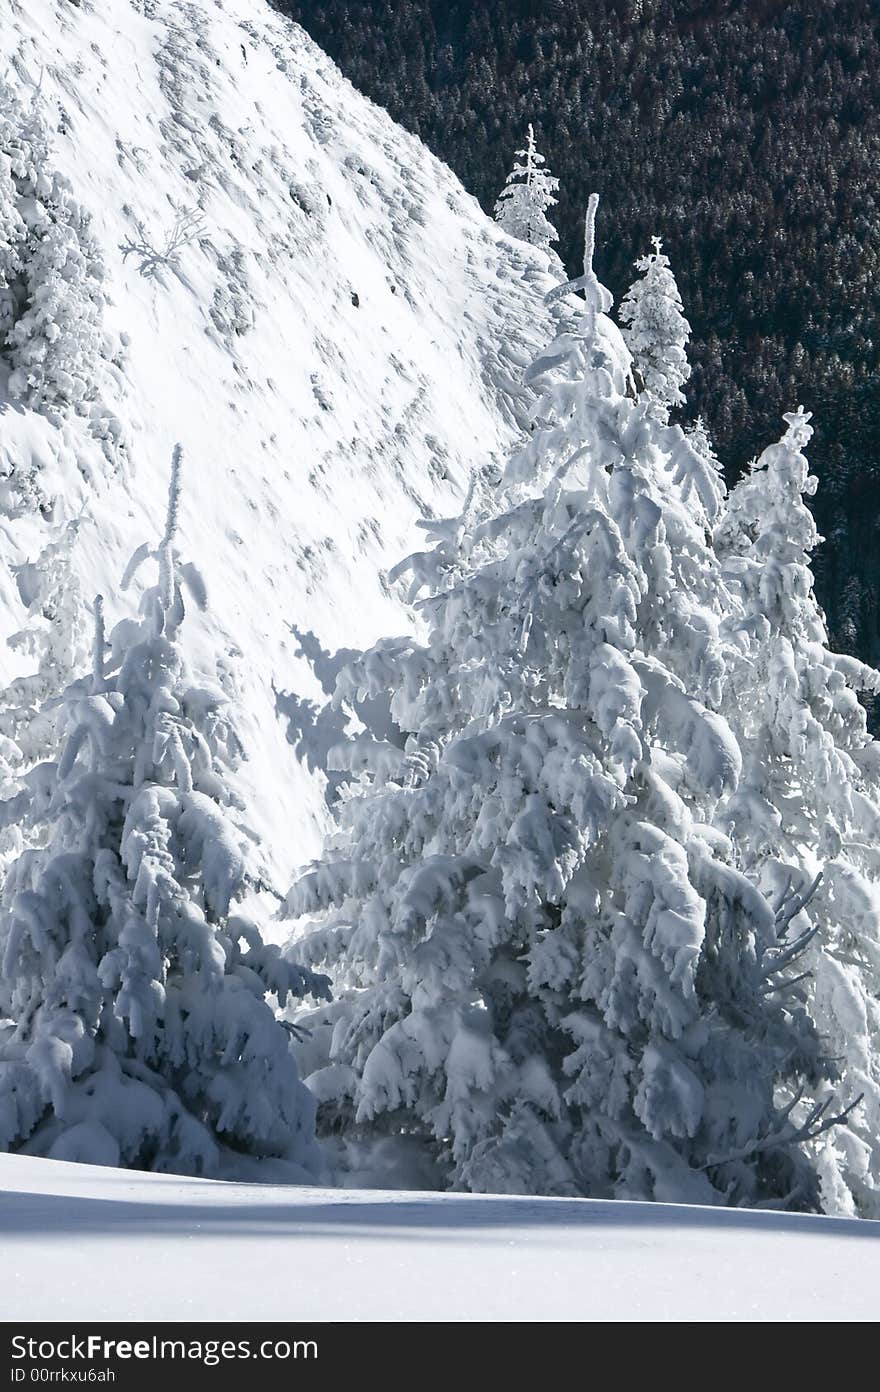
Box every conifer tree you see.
[717,407,880,1214]
[288,201,838,1208]
[0,523,89,767]
[493,125,559,253]
[619,237,691,423]
[0,448,330,1176]
[0,524,89,880]
[684,416,724,484]
[0,77,123,453]
[0,109,23,344]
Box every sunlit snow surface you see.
[0,0,560,894]
[2,1155,879,1320]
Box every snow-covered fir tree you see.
[0,523,89,766]
[619,236,691,423]
[493,125,559,253]
[717,407,880,1215]
[0,447,330,1176]
[287,199,840,1208]
[0,523,89,879]
[684,416,724,485]
[0,107,21,345]
[0,78,124,454]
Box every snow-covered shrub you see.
[209,245,254,345]
[286,200,838,1208]
[619,237,691,423]
[717,407,880,1215]
[0,78,124,449]
[288,178,326,227]
[0,448,330,1176]
[120,206,205,285]
[494,125,559,254]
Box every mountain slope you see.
[0,0,558,894]
[282,0,880,685]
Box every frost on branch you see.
[0,447,329,1177]
[286,204,836,1207]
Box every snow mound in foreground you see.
[2,1153,879,1321]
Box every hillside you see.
[281,0,880,681]
[0,0,558,895]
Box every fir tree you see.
[619,237,691,423]
[717,407,880,1214]
[0,78,124,455]
[0,523,89,880]
[287,202,838,1208]
[684,417,724,484]
[0,102,23,345]
[0,522,90,769]
[493,124,559,253]
[0,448,330,1176]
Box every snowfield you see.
[2,1154,879,1321]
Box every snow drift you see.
[2,1152,880,1321]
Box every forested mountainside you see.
[279,0,880,679]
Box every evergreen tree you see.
[0,523,89,880]
[288,202,837,1208]
[493,124,559,253]
[618,237,691,423]
[684,416,724,485]
[0,78,124,457]
[0,99,23,345]
[0,448,330,1176]
[1,522,90,769]
[717,407,880,1214]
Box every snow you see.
[2,0,880,1274]
[1,1153,879,1320]
[0,0,559,895]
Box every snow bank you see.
[1,1153,878,1320]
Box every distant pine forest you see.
[278,0,880,696]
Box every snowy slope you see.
[2,1154,879,1320]
[0,0,559,894]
